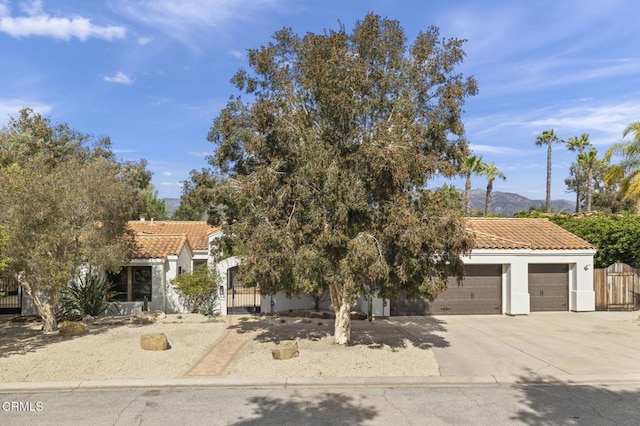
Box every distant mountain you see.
[163,192,574,220]
[163,198,181,217]
[469,189,574,217]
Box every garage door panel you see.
[529,264,568,311]
[391,264,502,315]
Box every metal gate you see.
[226,267,260,314]
[1,276,22,314]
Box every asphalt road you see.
[2,382,640,426]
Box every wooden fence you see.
[593,262,639,311]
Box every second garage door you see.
[528,264,569,311]
[391,264,502,315]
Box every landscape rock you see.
[271,341,299,360]
[82,315,95,324]
[350,312,368,321]
[140,333,169,351]
[58,321,87,337]
[134,310,166,324]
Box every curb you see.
[3,374,640,392]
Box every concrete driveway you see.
[390,311,640,381]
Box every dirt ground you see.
[0,313,440,382]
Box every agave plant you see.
[57,274,121,320]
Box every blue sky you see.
[1,0,639,201]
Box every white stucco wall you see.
[357,295,391,318]
[259,292,332,313]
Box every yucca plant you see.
[57,274,121,320]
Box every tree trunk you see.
[18,276,59,332]
[465,174,471,215]
[328,283,351,345]
[40,304,58,332]
[546,144,552,212]
[485,179,493,216]
[586,169,592,212]
[333,299,352,345]
[575,163,581,213]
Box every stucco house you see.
[18,217,597,318]
[108,220,222,314]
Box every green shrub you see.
[173,264,220,316]
[57,274,121,320]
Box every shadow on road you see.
[512,371,640,424]
[227,314,449,350]
[231,392,378,426]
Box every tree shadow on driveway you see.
[226,315,450,350]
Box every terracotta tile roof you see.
[466,218,595,250]
[128,221,219,251]
[132,234,190,259]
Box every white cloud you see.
[0,7,126,41]
[117,0,284,47]
[104,71,134,84]
[188,151,209,157]
[137,35,153,45]
[0,99,52,125]
[20,0,43,16]
[0,1,9,17]
[469,144,525,156]
[161,171,172,177]
[228,50,243,59]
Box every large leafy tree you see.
[202,14,477,344]
[120,159,167,220]
[535,129,562,212]
[172,168,218,221]
[0,110,137,332]
[480,162,506,216]
[460,154,485,215]
[604,121,640,214]
[565,133,591,213]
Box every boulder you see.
[140,333,169,351]
[134,310,166,324]
[58,321,87,337]
[271,341,299,360]
[350,312,368,321]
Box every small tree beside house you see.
[0,111,137,332]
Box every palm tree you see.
[460,154,485,215]
[480,162,506,216]
[578,148,598,212]
[565,133,591,213]
[604,121,640,215]
[535,129,563,212]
